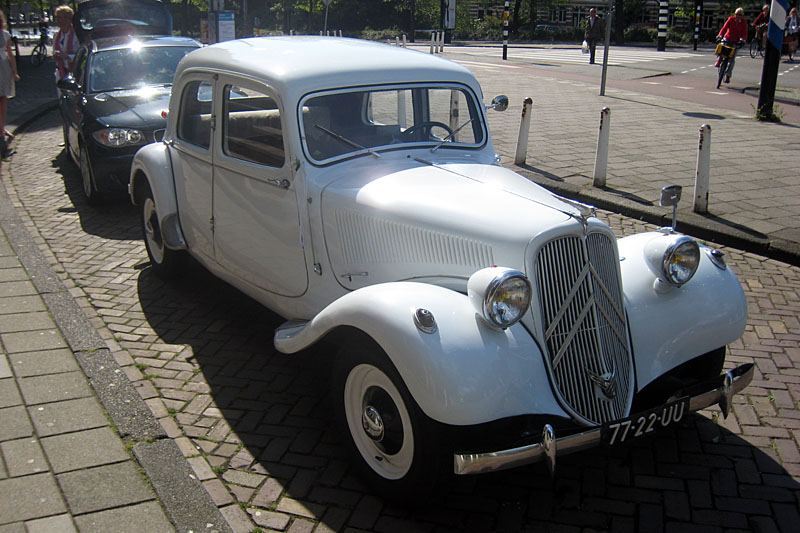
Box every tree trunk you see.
[615,0,624,44]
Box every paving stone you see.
[0,329,67,353]
[41,427,129,473]
[0,473,67,523]
[27,396,108,437]
[0,379,21,409]
[23,514,77,533]
[9,348,79,378]
[72,501,173,533]
[17,372,91,405]
[57,461,155,515]
[0,406,31,441]
[0,437,48,477]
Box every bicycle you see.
[715,39,743,89]
[30,35,48,67]
[750,24,767,58]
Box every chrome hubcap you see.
[362,405,384,441]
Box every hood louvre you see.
[336,209,494,268]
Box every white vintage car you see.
[129,36,753,500]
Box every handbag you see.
[581,40,589,54]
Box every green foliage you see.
[624,27,656,43]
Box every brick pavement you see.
[1,108,797,531]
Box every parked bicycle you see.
[30,32,48,67]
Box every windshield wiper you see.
[431,118,476,153]
[315,125,380,158]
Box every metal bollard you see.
[402,34,407,47]
[430,32,435,54]
[592,107,611,188]
[439,31,444,53]
[514,97,534,165]
[694,124,711,213]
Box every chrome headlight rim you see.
[482,269,532,329]
[662,236,700,286]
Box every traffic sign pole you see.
[757,0,788,119]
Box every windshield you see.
[89,45,197,92]
[300,85,485,164]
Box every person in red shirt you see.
[752,5,769,51]
[716,8,748,84]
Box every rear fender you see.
[275,282,567,426]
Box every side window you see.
[223,85,285,168]
[177,80,212,149]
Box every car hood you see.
[89,87,171,129]
[321,161,591,290]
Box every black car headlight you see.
[92,128,145,147]
[468,267,532,329]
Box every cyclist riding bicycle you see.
[753,5,769,52]
[715,7,748,84]
[37,20,48,45]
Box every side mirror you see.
[659,184,682,230]
[488,95,508,112]
[57,76,80,92]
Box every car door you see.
[60,46,88,162]
[170,76,215,261]
[211,77,308,297]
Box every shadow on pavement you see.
[132,256,800,530]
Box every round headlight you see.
[468,267,532,329]
[663,237,700,286]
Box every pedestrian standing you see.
[716,7,748,84]
[788,8,799,36]
[0,9,19,159]
[53,5,78,87]
[584,8,604,65]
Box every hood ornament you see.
[556,196,596,231]
[587,363,618,401]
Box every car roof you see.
[176,36,483,104]
[87,35,201,52]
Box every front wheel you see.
[749,39,758,58]
[30,43,46,66]
[333,344,443,502]
[139,182,185,278]
[79,143,102,205]
[716,58,728,89]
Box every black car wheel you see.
[79,143,102,205]
[333,344,443,502]
[139,182,185,278]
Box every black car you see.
[57,35,200,203]
[74,0,173,42]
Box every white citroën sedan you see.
[130,36,753,500]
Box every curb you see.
[515,167,800,267]
[2,103,232,533]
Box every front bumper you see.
[453,363,754,475]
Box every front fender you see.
[275,282,567,426]
[129,143,185,249]
[618,232,748,390]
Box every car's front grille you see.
[534,232,633,425]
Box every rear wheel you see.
[30,43,46,66]
[333,344,443,502]
[139,182,185,278]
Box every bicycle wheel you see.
[716,58,728,89]
[30,44,46,67]
[750,39,758,58]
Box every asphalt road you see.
[410,43,800,123]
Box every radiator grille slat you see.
[535,233,633,425]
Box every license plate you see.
[602,396,690,446]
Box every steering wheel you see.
[401,121,454,141]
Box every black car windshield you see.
[89,45,196,92]
[300,84,486,164]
